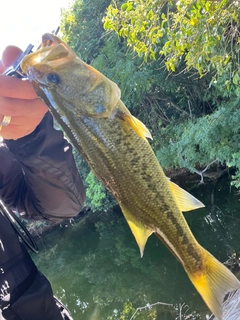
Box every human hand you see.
[0,46,48,140]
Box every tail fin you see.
[187,248,240,320]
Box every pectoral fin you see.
[169,181,205,212]
[119,113,152,141]
[132,115,153,140]
[120,205,153,257]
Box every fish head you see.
[21,33,121,117]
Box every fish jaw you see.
[21,33,76,73]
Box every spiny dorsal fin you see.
[169,181,205,212]
[120,113,152,141]
[120,205,153,257]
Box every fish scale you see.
[21,33,240,320]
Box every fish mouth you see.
[21,33,75,80]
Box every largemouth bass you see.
[21,33,240,320]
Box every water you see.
[31,177,240,319]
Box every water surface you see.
[31,178,240,319]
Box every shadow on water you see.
[31,177,240,320]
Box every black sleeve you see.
[0,112,86,221]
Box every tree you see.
[104,0,240,87]
[61,0,112,63]
[61,0,240,192]
[103,0,240,186]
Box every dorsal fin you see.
[169,181,205,212]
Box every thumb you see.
[0,61,4,74]
[1,46,22,72]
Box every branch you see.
[194,159,218,184]
[129,301,173,320]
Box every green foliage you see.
[104,0,169,62]
[61,0,240,205]
[160,0,240,80]
[103,0,240,186]
[72,148,115,212]
[92,34,220,139]
[85,171,116,211]
[92,36,152,108]
[156,97,240,187]
[228,152,240,188]
[104,0,240,86]
[61,0,112,63]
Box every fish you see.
[21,33,240,320]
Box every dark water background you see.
[31,177,240,320]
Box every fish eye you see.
[45,73,61,85]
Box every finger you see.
[0,96,48,116]
[0,112,47,139]
[1,46,22,69]
[0,115,41,126]
[0,61,5,74]
[0,124,37,140]
[0,104,48,125]
[0,110,48,140]
[0,75,38,99]
[0,110,48,126]
[0,112,46,129]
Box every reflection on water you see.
[31,178,240,319]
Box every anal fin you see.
[120,205,153,257]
